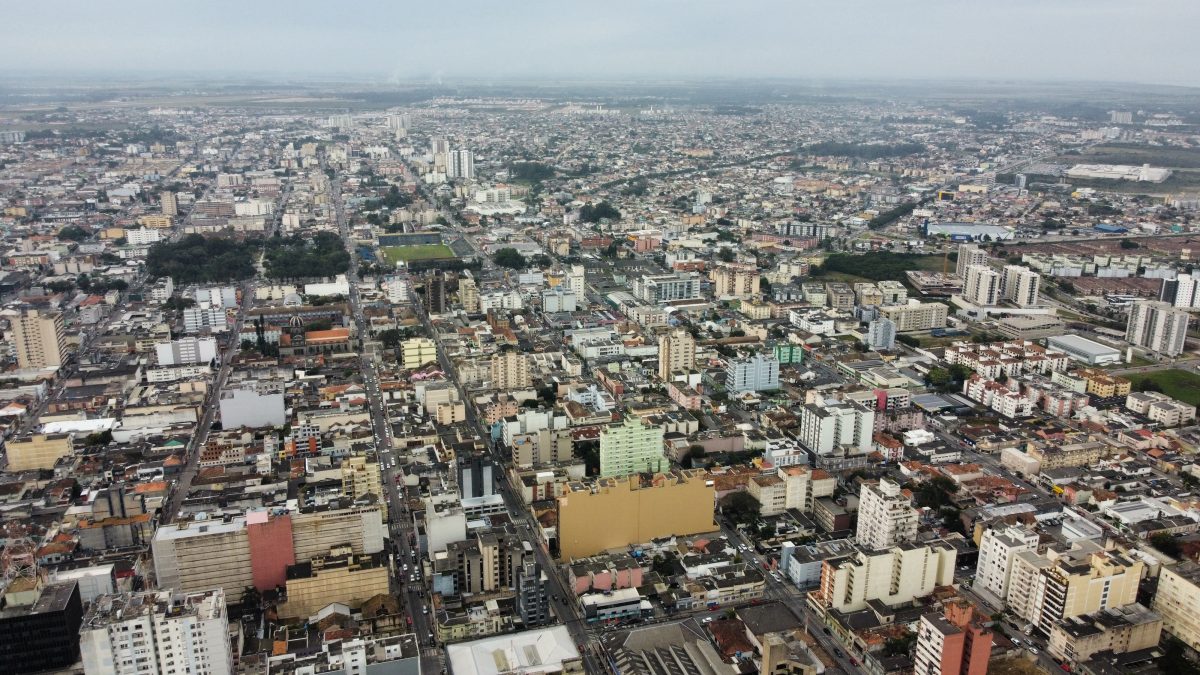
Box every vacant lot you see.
[1057,143,1200,169]
[380,244,456,264]
[1126,369,1200,406]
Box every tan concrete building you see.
[10,310,66,369]
[710,263,760,299]
[401,337,438,369]
[136,214,174,229]
[877,301,948,332]
[656,328,696,381]
[1007,541,1143,633]
[556,470,714,559]
[1048,603,1162,664]
[4,433,73,472]
[459,277,480,313]
[1152,561,1200,650]
[341,456,387,520]
[279,547,390,618]
[490,350,531,390]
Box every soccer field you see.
[379,244,456,264]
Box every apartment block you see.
[856,478,919,550]
[878,301,948,332]
[10,309,66,369]
[1007,541,1143,633]
[598,417,665,478]
[4,433,73,472]
[1048,603,1162,664]
[279,547,390,618]
[401,337,439,369]
[490,350,531,390]
[1126,300,1189,357]
[79,589,232,675]
[974,524,1039,603]
[811,540,957,614]
[1152,561,1200,650]
[657,328,696,381]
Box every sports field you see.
[380,244,456,264]
[1126,369,1200,406]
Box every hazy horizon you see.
[5,0,1200,88]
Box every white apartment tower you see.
[568,264,587,299]
[956,243,990,278]
[11,309,67,369]
[963,264,1001,306]
[1126,300,1190,357]
[974,524,1040,602]
[1002,265,1041,307]
[448,148,475,180]
[798,400,875,455]
[657,328,696,381]
[80,589,233,675]
[856,478,919,551]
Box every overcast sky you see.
[4,0,1197,86]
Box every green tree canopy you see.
[493,247,527,269]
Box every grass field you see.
[380,244,456,264]
[1126,369,1200,406]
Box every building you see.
[599,418,665,478]
[1007,541,1143,633]
[1125,391,1197,427]
[557,470,714,559]
[458,455,496,499]
[914,601,993,675]
[490,351,532,390]
[878,301,948,332]
[866,318,896,351]
[956,243,990,278]
[811,540,957,613]
[460,276,480,312]
[657,328,696,381]
[710,263,760,299]
[218,386,285,428]
[963,264,1001,306]
[1126,300,1189,357]
[155,336,218,366]
[425,271,447,313]
[1046,335,1123,366]
[516,560,552,627]
[1002,265,1041,307]
[4,433,73,472]
[401,337,439,369]
[10,310,66,369]
[856,479,919,550]
[725,353,780,393]
[0,580,84,674]
[79,589,232,675]
[448,148,475,180]
[1048,603,1162,664]
[1152,561,1200,650]
[974,524,1040,603]
[279,547,390,618]
[1163,269,1200,309]
[152,506,385,599]
[632,272,701,303]
[438,530,527,595]
[341,456,387,519]
[798,400,875,455]
[446,625,581,675]
[160,191,178,216]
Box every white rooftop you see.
[446,625,579,675]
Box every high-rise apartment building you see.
[913,600,993,675]
[797,400,875,455]
[866,317,896,350]
[155,336,218,366]
[341,456,387,519]
[963,264,1001,306]
[160,190,178,216]
[657,328,696,381]
[877,301,948,332]
[517,560,552,627]
[1001,264,1041,307]
[974,524,1040,603]
[1007,541,1143,633]
[425,271,447,314]
[710,263,760,299]
[79,589,233,675]
[725,353,780,393]
[956,243,990,278]
[1126,300,1190,357]
[448,148,475,179]
[856,479,919,550]
[1152,561,1200,650]
[459,276,480,313]
[10,310,66,369]
[400,337,438,369]
[632,272,701,303]
[599,418,665,478]
[812,540,957,613]
[490,351,532,390]
[568,264,587,299]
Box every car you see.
[833,648,843,658]
[701,616,714,623]
[1012,638,1021,646]
[1028,647,1039,656]
[423,605,429,615]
